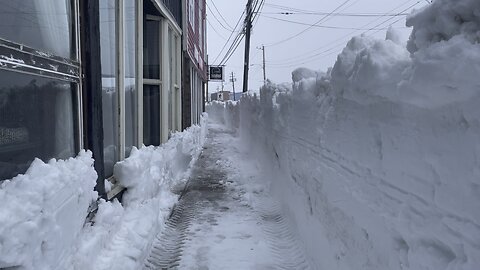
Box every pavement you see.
[143,122,311,270]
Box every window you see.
[0,70,78,180]
[189,0,195,30]
[143,1,162,146]
[0,0,76,59]
[100,0,117,177]
[124,0,137,157]
[0,0,80,181]
[143,85,160,146]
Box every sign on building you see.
[209,65,224,81]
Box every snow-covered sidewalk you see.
[143,120,311,269]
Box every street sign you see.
[209,66,224,81]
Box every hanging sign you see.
[209,66,224,81]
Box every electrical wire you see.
[210,0,234,29]
[261,11,410,17]
[265,7,414,68]
[206,17,227,40]
[265,0,420,66]
[261,15,407,30]
[264,0,353,47]
[211,9,246,64]
[206,2,233,31]
[217,0,265,66]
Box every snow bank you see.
[74,116,208,270]
[0,151,97,270]
[207,101,240,132]
[330,0,480,109]
[406,0,480,52]
[211,0,480,269]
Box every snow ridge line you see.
[256,198,312,270]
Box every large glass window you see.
[125,0,137,157]
[100,0,117,178]
[0,0,80,182]
[0,70,77,180]
[0,0,75,59]
[143,85,160,146]
[143,0,162,146]
[143,18,161,80]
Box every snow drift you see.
[73,116,207,270]
[0,116,207,270]
[209,0,480,269]
[0,151,97,270]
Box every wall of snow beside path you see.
[213,0,480,269]
[0,151,97,270]
[207,100,240,132]
[241,82,480,270]
[74,116,208,270]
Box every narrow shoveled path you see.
[143,121,311,270]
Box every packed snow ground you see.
[209,0,480,269]
[144,121,311,269]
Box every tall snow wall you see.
[214,0,480,269]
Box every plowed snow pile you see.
[211,0,480,269]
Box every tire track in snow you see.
[143,192,196,269]
[143,124,312,269]
[256,198,312,270]
[143,138,228,269]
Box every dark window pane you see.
[0,70,77,181]
[0,0,74,59]
[125,0,137,157]
[102,84,117,178]
[143,17,160,79]
[125,84,136,157]
[100,0,117,178]
[143,85,160,146]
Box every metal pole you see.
[242,0,253,93]
[231,72,236,101]
[262,45,266,83]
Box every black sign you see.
[209,66,224,81]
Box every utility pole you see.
[262,45,266,83]
[230,72,237,101]
[242,0,253,93]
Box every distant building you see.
[210,91,231,102]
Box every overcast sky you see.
[206,0,429,94]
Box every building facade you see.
[182,0,207,130]
[0,0,205,198]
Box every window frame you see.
[0,0,83,153]
[137,0,182,146]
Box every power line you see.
[219,32,245,65]
[265,0,420,66]
[361,1,421,35]
[266,4,418,69]
[264,0,353,47]
[261,15,407,30]
[206,2,233,31]
[211,10,246,64]
[210,0,233,29]
[252,0,265,27]
[217,0,265,66]
[206,17,227,40]
[263,3,319,13]
[261,11,410,17]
